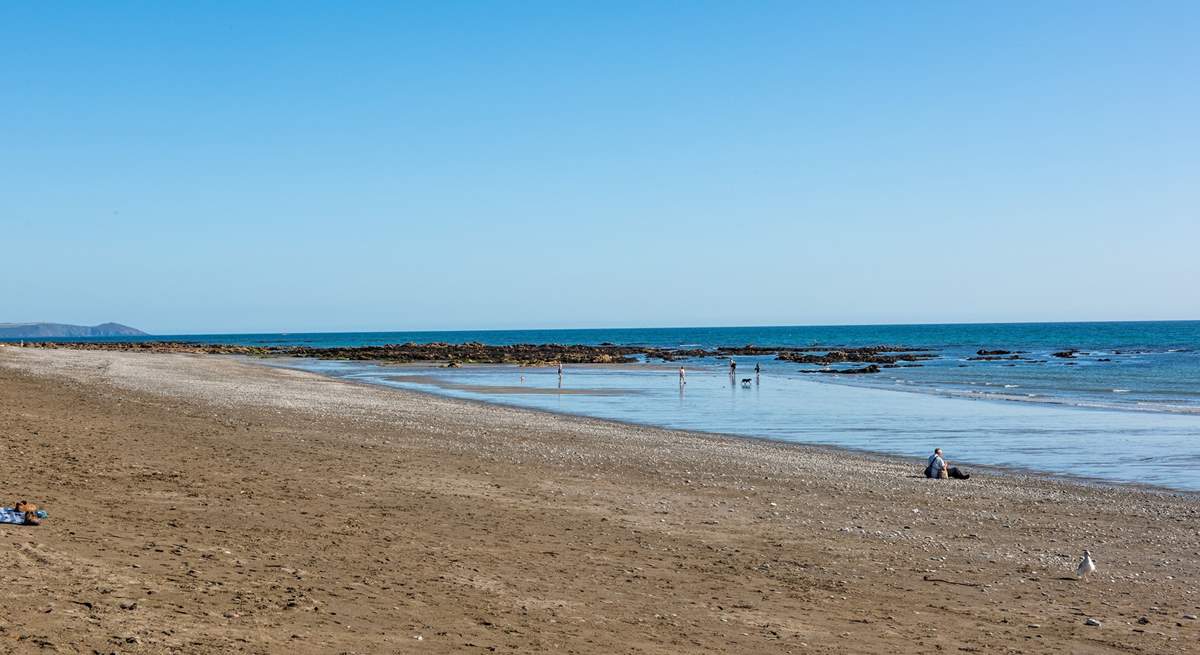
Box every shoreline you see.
[270,355,1200,495]
[330,364,1197,498]
[1,346,1197,653]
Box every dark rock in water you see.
[1096,358,1111,362]
[777,347,934,366]
[1052,350,1077,359]
[17,340,645,366]
[282,342,648,366]
[968,354,1023,361]
[799,364,881,375]
[976,349,1012,356]
[14,340,934,370]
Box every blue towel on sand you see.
[0,508,29,524]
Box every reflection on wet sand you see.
[382,374,640,396]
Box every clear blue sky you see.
[2,2,1197,334]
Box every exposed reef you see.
[13,341,935,367]
[775,347,935,365]
[15,341,642,366]
[798,364,882,375]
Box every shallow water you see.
[285,358,1200,492]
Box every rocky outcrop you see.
[798,364,882,375]
[776,348,934,365]
[12,341,643,365]
[279,342,646,365]
[13,340,936,368]
[14,341,268,355]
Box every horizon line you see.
[119,317,1200,337]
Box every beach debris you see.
[923,575,982,587]
[1184,614,1197,620]
[1076,550,1096,578]
[1085,618,1102,627]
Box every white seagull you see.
[1076,550,1096,578]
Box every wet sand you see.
[0,346,1197,654]
[377,372,643,396]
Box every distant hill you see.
[0,322,149,338]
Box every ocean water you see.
[15,321,1200,489]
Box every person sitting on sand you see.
[0,501,45,526]
[925,448,969,480]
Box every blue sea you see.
[15,321,1200,490]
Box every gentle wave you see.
[813,377,1200,415]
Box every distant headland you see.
[0,322,148,338]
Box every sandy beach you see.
[0,346,1197,654]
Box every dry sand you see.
[0,346,1197,654]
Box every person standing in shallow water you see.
[730,358,736,376]
[679,366,686,385]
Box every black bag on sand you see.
[948,466,970,480]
